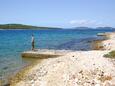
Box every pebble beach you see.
[10,32,115,86]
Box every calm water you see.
[0,29,115,85]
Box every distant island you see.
[0,24,61,29]
[70,27,115,30]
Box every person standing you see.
[31,34,35,51]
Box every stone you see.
[104,81,111,86]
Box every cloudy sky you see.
[0,0,115,28]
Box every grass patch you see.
[104,50,115,58]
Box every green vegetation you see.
[0,24,61,29]
[104,50,115,58]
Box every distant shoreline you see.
[0,28,60,30]
[0,24,62,30]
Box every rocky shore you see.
[10,32,115,86]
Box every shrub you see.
[104,50,115,58]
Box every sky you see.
[0,0,115,28]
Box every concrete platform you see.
[21,49,72,59]
[97,32,108,36]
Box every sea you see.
[0,28,115,85]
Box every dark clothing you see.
[32,41,34,50]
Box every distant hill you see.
[72,27,92,29]
[0,24,61,29]
[95,27,115,29]
[71,27,115,30]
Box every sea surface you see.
[0,28,115,85]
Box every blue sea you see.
[0,28,115,85]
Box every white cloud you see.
[69,19,101,27]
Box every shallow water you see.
[0,28,115,85]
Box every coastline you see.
[91,32,108,50]
[9,59,42,86]
[10,32,115,86]
[9,50,72,86]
